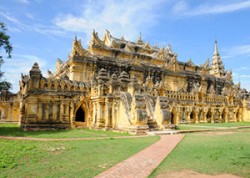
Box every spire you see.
[213,40,219,56]
[137,32,143,45]
[210,40,225,77]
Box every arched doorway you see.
[75,107,85,122]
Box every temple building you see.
[1,30,250,134]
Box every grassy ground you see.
[0,136,159,177]
[0,123,131,138]
[150,129,250,178]
[177,121,250,130]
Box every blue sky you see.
[1,0,250,92]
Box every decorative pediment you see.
[71,36,88,56]
[89,30,104,47]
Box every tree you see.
[0,22,13,91]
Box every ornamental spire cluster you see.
[210,40,225,77]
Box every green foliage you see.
[0,80,12,91]
[0,137,159,177]
[177,122,250,130]
[0,22,13,91]
[0,22,12,60]
[150,129,250,178]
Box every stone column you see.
[70,101,75,126]
[224,110,228,123]
[48,102,53,122]
[194,108,199,124]
[92,102,96,127]
[113,101,119,128]
[104,98,113,128]
[186,111,191,124]
[238,109,243,122]
[175,108,180,125]
[56,101,61,122]
[96,100,105,128]
[233,109,237,122]
[210,108,214,123]
[203,112,207,123]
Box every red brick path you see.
[95,134,185,178]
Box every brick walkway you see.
[95,134,185,178]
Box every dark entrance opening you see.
[170,112,174,124]
[75,107,85,122]
[207,110,212,123]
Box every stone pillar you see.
[60,101,64,122]
[175,111,180,125]
[70,101,75,126]
[224,109,228,123]
[37,102,42,122]
[233,109,237,122]
[238,109,243,122]
[91,102,96,127]
[48,102,53,122]
[96,100,105,128]
[186,111,191,124]
[194,108,199,124]
[104,97,113,128]
[113,101,119,128]
[56,101,61,122]
[210,108,214,123]
[203,112,207,123]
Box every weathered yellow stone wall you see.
[0,103,19,122]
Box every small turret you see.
[29,62,41,89]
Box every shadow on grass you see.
[0,124,73,137]
[0,123,131,138]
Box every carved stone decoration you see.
[154,96,172,129]
[192,82,200,93]
[208,84,216,94]
[187,58,195,66]
[201,58,210,69]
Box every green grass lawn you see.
[177,121,250,130]
[150,129,250,178]
[0,123,131,138]
[0,136,159,178]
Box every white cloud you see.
[234,67,250,72]
[53,0,166,42]
[0,11,70,37]
[233,72,250,90]
[240,74,250,78]
[2,54,47,92]
[172,1,188,14]
[173,0,250,16]
[17,0,29,5]
[241,82,250,91]
[0,12,20,24]
[222,44,250,59]
[26,13,34,20]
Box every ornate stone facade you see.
[1,30,250,133]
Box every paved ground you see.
[95,134,185,178]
